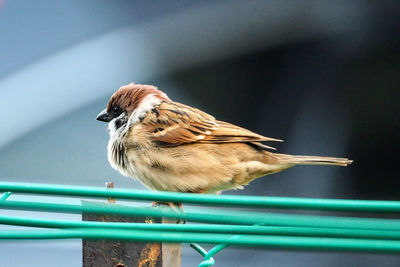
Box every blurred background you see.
[0,0,399,266]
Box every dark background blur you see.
[0,1,399,266]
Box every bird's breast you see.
[107,138,130,177]
[107,135,162,190]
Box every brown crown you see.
[107,83,170,115]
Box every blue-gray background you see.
[0,0,399,266]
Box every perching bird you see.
[96,83,352,194]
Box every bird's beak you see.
[96,109,112,122]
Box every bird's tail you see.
[274,153,352,167]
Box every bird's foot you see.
[152,201,185,224]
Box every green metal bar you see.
[1,181,400,212]
[198,259,214,267]
[201,244,229,267]
[199,224,264,266]
[0,192,12,201]
[1,200,400,231]
[3,214,400,240]
[1,182,400,260]
[190,243,209,256]
[190,243,215,267]
[2,228,400,253]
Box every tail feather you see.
[275,153,353,167]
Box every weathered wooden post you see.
[82,182,181,267]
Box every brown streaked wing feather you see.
[142,102,282,148]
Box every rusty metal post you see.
[82,182,181,267]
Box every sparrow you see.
[96,83,352,194]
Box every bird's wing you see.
[141,102,282,149]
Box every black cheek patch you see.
[151,108,160,117]
[115,117,128,130]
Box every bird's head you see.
[96,83,170,135]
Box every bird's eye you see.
[112,106,121,114]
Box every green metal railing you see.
[1,181,400,266]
